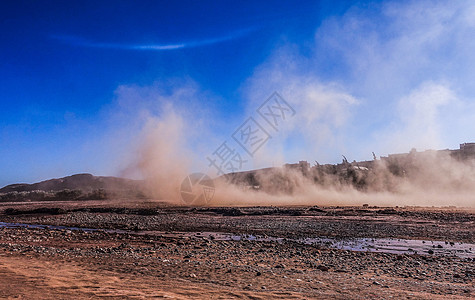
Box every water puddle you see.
[300,237,474,259]
[0,221,99,232]
[1,222,473,259]
[186,232,474,259]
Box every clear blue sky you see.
[1,0,475,186]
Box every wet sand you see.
[0,200,473,299]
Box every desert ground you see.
[0,200,473,299]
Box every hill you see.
[0,174,145,202]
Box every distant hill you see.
[0,173,143,194]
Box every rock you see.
[317,265,329,271]
[335,269,348,273]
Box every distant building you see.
[460,142,475,153]
[284,161,310,174]
[380,142,475,164]
[449,143,475,160]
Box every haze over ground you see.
[1,0,475,197]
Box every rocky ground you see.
[0,200,473,299]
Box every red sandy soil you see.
[0,200,473,299]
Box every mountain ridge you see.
[0,173,143,194]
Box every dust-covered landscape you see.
[0,144,474,299]
[2,0,475,299]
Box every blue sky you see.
[1,0,475,186]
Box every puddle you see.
[1,222,473,259]
[185,232,474,259]
[300,237,474,259]
[0,221,99,232]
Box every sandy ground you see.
[0,200,473,299]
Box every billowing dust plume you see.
[211,152,475,208]
[129,106,475,208]
[132,107,191,200]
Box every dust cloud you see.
[116,1,475,208]
[132,107,191,201]
[128,106,475,208]
[209,156,475,208]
